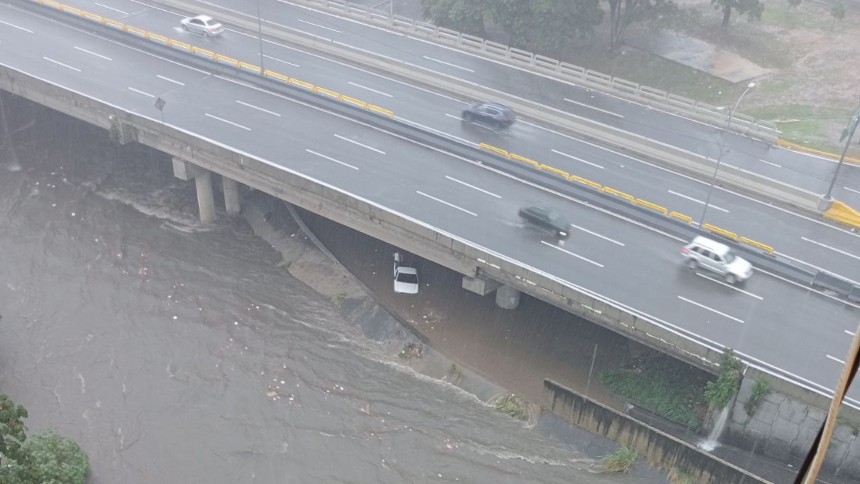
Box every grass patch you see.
[331,292,347,308]
[494,394,527,420]
[601,355,709,431]
[603,446,638,473]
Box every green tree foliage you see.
[487,0,604,55]
[704,349,743,409]
[420,0,489,36]
[711,0,764,27]
[0,396,89,484]
[420,0,604,56]
[12,431,90,484]
[0,394,29,465]
[608,0,677,52]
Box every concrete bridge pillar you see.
[195,171,216,225]
[222,177,240,215]
[495,284,521,309]
[172,157,216,224]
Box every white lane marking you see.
[94,3,129,15]
[235,100,281,117]
[74,46,112,61]
[541,240,604,267]
[758,158,782,168]
[128,86,154,98]
[416,191,477,216]
[423,56,475,73]
[347,82,393,98]
[334,134,385,154]
[694,273,762,299]
[306,149,359,170]
[551,149,604,169]
[678,296,744,324]
[563,98,623,118]
[43,57,81,72]
[569,223,624,246]
[0,20,33,33]
[801,236,860,263]
[204,113,251,131]
[262,54,300,68]
[156,74,184,86]
[844,186,860,195]
[296,18,341,33]
[667,190,729,213]
[445,176,501,199]
[827,354,844,365]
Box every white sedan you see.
[180,15,224,37]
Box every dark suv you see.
[518,205,570,239]
[462,102,516,129]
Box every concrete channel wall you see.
[544,379,769,483]
[3,64,859,480]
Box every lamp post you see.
[822,103,860,203]
[699,81,757,226]
[257,0,265,72]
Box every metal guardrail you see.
[289,0,781,142]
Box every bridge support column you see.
[495,285,521,310]
[172,157,216,224]
[222,177,240,215]
[195,171,216,225]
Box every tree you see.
[710,0,764,27]
[608,0,677,52]
[13,431,90,484]
[0,395,28,465]
[486,0,604,55]
[420,0,489,36]
[0,396,89,484]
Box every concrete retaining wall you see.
[725,367,860,477]
[543,379,768,483]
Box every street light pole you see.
[257,0,265,72]
[699,81,757,226]
[823,103,860,202]
[726,81,756,131]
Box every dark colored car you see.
[518,205,570,239]
[461,102,516,129]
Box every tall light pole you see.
[822,102,860,203]
[699,81,757,226]
[257,0,265,72]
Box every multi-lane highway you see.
[2,0,858,407]
[51,0,860,288]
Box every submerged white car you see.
[393,252,419,294]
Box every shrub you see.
[704,350,743,409]
[603,446,637,472]
[494,394,527,420]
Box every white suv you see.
[682,236,753,284]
